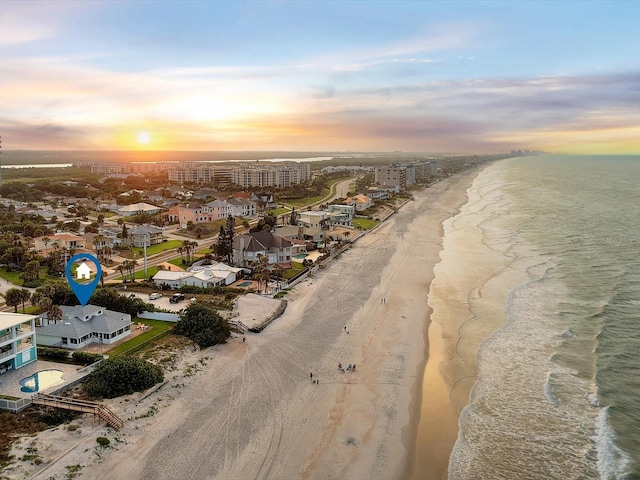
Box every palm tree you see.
[42,236,51,255]
[344,231,351,243]
[181,240,197,264]
[47,304,63,324]
[4,288,22,313]
[252,254,270,294]
[123,259,137,282]
[38,297,53,314]
[177,246,185,264]
[116,264,127,282]
[18,289,31,313]
[93,235,105,260]
[20,260,41,284]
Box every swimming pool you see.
[236,281,253,288]
[19,369,64,393]
[292,253,308,259]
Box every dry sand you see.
[8,170,480,480]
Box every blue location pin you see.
[65,253,102,307]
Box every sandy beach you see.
[8,169,480,480]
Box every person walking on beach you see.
[310,372,313,380]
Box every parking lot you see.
[127,292,191,312]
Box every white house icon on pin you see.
[76,261,92,280]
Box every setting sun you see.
[137,131,151,145]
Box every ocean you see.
[436,156,640,479]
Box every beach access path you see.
[23,169,479,480]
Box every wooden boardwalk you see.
[32,393,124,430]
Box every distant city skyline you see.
[1,0,639,154]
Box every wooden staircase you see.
[32,393,124,430]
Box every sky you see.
[1,0,640,154]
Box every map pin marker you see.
[65,253,102,307]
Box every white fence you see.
[138,311,180,322]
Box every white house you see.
[117,202,161,216]
[36,305,132,349]
[152,262,242,288]
[345,194,373,211]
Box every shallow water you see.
[19,369,65,393]
[416,156,640,479]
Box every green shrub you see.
[38,410,77,426]
[83,356,164,399]
[96,437,110,447]
[37,346,70,360]
[174,303,230,348]
[71,351,103,365]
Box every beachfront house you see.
[152,261,242,288]
[36,305,132,350]
[0,312,38,375]
[345,194,374,211]
[232,231,293,267]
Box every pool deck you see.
[0,360,80,399]
[230,279,260,290]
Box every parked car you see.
[149,292,163,300]
[128,293,137,299]
[169,293,185,304]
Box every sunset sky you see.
[2,0,640,154]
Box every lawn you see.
[169,257,190,268]
[105,319,175,356]
[0,269,23,285]
[0,268,63,287]
[132,240,182,256]
[282,177,351,208]
[283,262,306,279]
[284,193,327,208]
[353,217,379,230]
[265,207,291,216]
[115,265,160,281]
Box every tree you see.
[47,304,63,324]
[33,280,76,306]
[42,236,51,255]
[177,245,186,264]
[174,303,230,348]
[83,356,164,399]
[252,254,270,294]
[289,207,298,225]
[20,260,41,285]
[180,240,197,265]
[344,231,351,243]
[4,288,22,313]
[89,288,148,317]
[216,216,235,264]
[19,289,31,313]
[122,259,137,283]
[38,296,52,313]
[116,264,126,282]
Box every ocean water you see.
[446,156,640,479]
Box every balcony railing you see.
[0,350,15,360]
